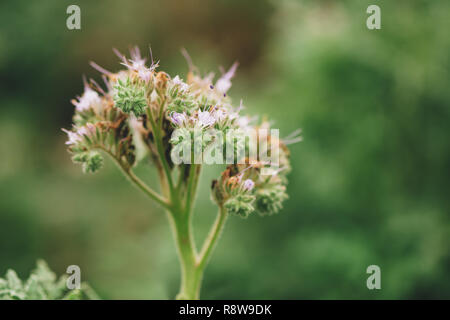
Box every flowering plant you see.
[63,47,300,299]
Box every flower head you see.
[115,47,156,83]
[172,75,190,92]
[170,112,187,126]
[242,179,255,191]
[215,62,238,93]
[72,87,101,112]
[62,128,83,145]
[196,110,216,128]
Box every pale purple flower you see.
[138,68,152,83]
[76,126,88,137]
[170,112,187,126]
[62,124,94,145]
[172,75,181,85]
[197,110,216,128]
[62,129,82,145]
[119,46,147,70]
[172,75,189,92]
[72,87,101,112]
[213,108,227,122]
[242,179,255,191]
[131,58,146,70]
[215,62,238,93]
[115,47,155,83]
[237,116,250,128]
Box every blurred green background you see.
[0,0,449,299]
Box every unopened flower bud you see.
[83,151,103,173]
[224,194,255,218]
[154,71,168,91]
[113,77,147,116]
[255,185,288,216]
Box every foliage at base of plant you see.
[0,260,98,300]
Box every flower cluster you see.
[211,152,290,218]
[63,46,297,215]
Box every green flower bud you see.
[82,151,103,174]
[113,77,147,116]
[255,184,288,216]
[71,152,88,163]
[224,194,255,218]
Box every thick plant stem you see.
[170,205,201,300]
[172,206,228,300]
[174,223,202,299]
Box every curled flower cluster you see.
[211,152,290,218]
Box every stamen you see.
[89,61,112,76]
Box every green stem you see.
[184,164,201,214]
[99,147,170,210]
[126,169,170,209]
[146,107,175,195]
[170,208,202,300]
[172,205,228,300]
[198,206,228,269]
[100,113,227,299]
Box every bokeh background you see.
[0,0,449,299]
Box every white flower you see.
[237,116,250,128]
[242,179,255,191]
[170,112,187,126]
[62,124,94,145]
[197,110,216,128]
[138,68,152,83]
[73,87,101,112]
[77,126,88,137]
[215,62,238,93]
[172,75,189,92]
[116,47,154,83]
[131,59,146,70]
[213,108,227,122]
[62,129,82,145]
[172,75,183,85]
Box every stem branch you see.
[146,107,175,195]
[198,206,228,269]
[100,147,170,210]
